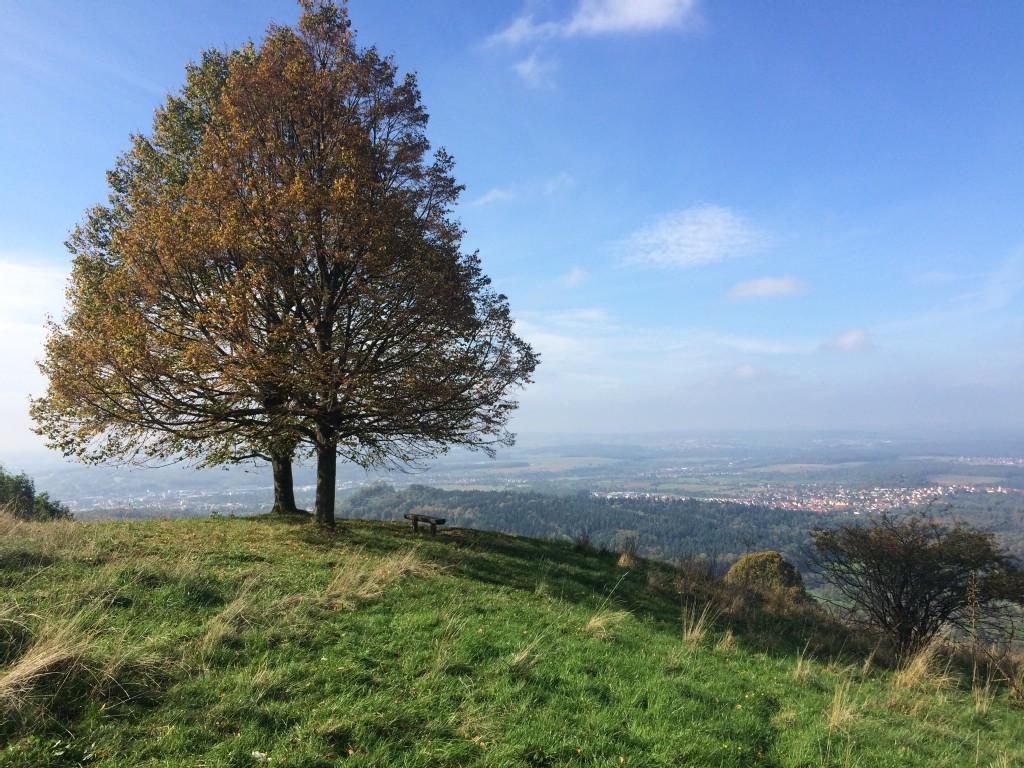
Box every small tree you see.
[0,467,72,521]
[809,513,1024,654]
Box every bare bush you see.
[810,513,1024,654]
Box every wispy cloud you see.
[513,51,557,88]
[883,248,1024,341]
[620,205,765,268]
[470,187,517,206]
[560,266,588,287]
[488,0,701,47]
[727,275,806,300]
[823,328,869,352]
[469,172,575,207]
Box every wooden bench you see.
[404,512,446,535]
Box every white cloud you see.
[470,187,516,206]
[727,275,807,300]
[566,0,700,36]
[824,328,869,352]
[560,266,588,287]
[620,205,764,268]
[486,15,555,48]
[513,52,557,88]
[488,0,700,47]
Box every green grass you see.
[0,513,1021,767]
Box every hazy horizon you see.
[4,0,1024,460]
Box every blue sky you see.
[2,0,1024,456]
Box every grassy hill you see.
[0,513,1021,767]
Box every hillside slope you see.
[0,514,1020,767]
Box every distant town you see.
[594,482,1021,514]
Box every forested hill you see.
[342,484,845,569]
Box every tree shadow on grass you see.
[240,516,870,666]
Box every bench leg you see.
[412,519,419,532]
[430,522,437,535]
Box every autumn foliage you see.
[32,1,537,525]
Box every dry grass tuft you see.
[681,601,719,647]
[972,669,996,715]
[892,639,955,692]
[861,645,878,677]
[583,609,630,640]
[325,549,437,610]
[616,551,637,569]
[827,680,855,731]
[616,537,639,570]
[715,629,736,652]
[0,607,161,727]
[0,611,96,717]
[793,642,814,684]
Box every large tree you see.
[36,1,537,526]
[32,48,306,514]
[182,1,538,525]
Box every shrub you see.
[809,513,1024,654]
[724,550,806,597]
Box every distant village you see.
[594,483,1020,514]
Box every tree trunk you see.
[315,436,337,527]
[270,451,299,515]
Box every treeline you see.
[342,484,847,570]
[0,466,72,520]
